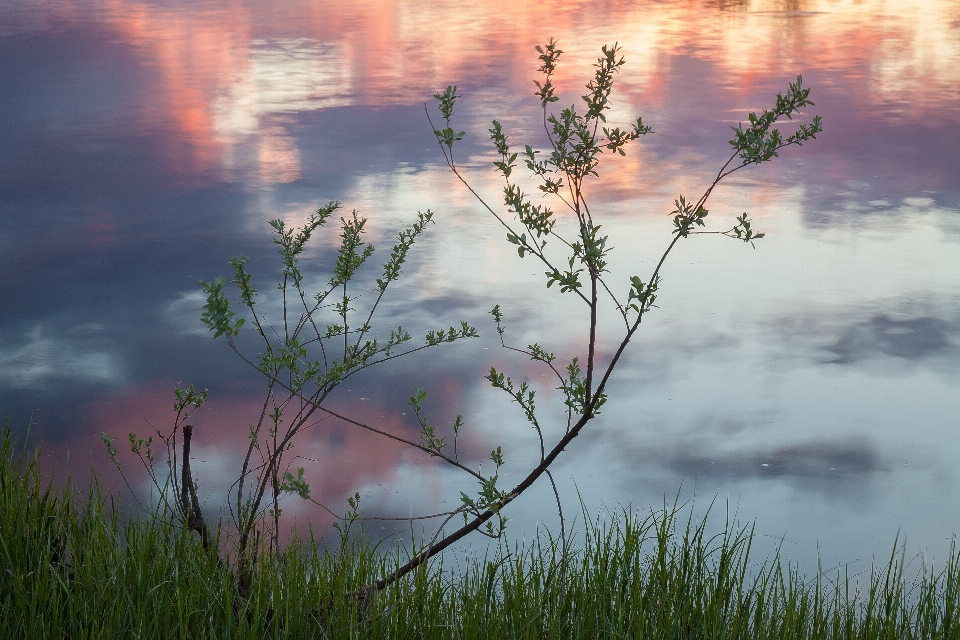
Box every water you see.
[2,0,959,577]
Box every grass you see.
[2,425,959,639]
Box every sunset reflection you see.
[10,0,956,187]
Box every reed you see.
[4,426,958,639]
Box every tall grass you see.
[2,425,958,639]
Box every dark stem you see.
[180,424,211,550]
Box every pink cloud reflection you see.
[54,381,475,541]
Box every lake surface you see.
[2,0,959,576]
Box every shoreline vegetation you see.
[4,427,959,639]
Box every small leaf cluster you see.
[729,75,823,165]
[279,467,310,500]
[409,387,447,456]
[489,122,557,257]
[533,39,562,107]
[99,432,119,470]
[199,276,244,338]
[504,182,555,246]
[425,322,479,346]
[329,211,375,290]
[487,367,538,429]
[526,342,556,366]
[671,195,709,238]
[572,221,610,274]
[408,383,509,534]
[545,256,584,293]
[432,85,465,152]
[559,357,606,416]
[725,213,766,247]
[627,275,659,314]
[377,210,433,292]
[332,492,361,538]
[174,384,210,414]
[460,444,511,537]
[537,44,651,186]
[127,433,154,464]
[270,202,338,288]
[407,387,470,483]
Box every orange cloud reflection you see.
[14,0,955,187]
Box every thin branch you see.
[425,105,591,306]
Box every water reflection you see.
[1,0,958,575]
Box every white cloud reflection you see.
[0,324,121,388]
[214,38,353,185]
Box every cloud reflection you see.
[669,437,883,484]
[766,302,960,369]
[76,381,452,534]
[7,0,959,193]
[825,314,958,364]
[0,324,122,389]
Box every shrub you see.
[105,39,822,598]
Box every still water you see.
[2,0,959,576]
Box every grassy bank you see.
[2,428,958,639]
